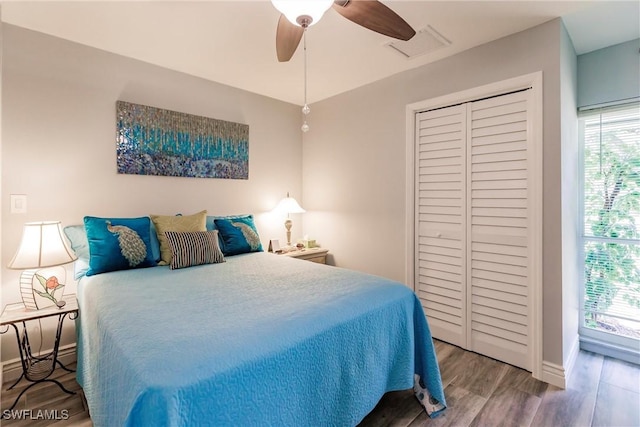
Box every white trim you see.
[530,71,544,382]
[405,71,544,380]
[578,97,640,112]
[406,72,541,114]
[564,335,581,387]
[580,324,640,350]
[464,103,471,348]
[405,102,416,291]
[580,335,640,365]
[541,360,567,389]
[1,343,77,383]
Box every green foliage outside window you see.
[582,107,640,334]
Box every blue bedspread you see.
[76,252,446,426]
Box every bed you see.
[76,250,446,426]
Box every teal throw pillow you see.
[65,220,161,278]
[213,216,263,256]
[84,216,157,276]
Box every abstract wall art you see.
[116,101,249,179]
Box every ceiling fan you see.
[272,0,416,62]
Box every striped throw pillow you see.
[165,230,225,270]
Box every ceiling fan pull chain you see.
[301,28,310,133]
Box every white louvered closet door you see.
[415,104,467,347]
[416,89,533,371]
[467,90,532,371]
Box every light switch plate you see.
[10,194,27,214]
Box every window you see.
[580,103,640,354]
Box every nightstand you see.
[282,247,329,264]
[0,296,78,410]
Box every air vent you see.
[386,25,451,59]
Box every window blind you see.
[580,104,640,337]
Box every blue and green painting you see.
[116,101,249,179]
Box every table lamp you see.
[7,221,77,310]
[273,192,305,247]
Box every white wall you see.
[578,38,640,108]
[0,6,4,386]
[1,25,303,362]
[3,17,611,374]
[560,24,580,369]
[303,19,569,366]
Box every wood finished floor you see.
[1,340,638,426]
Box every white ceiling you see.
[2,1,639,105]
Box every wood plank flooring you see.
[1,362,90,426]
[361,341,640,427]
[1,340,638,426]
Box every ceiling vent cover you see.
[386,25,451,59]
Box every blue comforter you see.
[76,252,445,426]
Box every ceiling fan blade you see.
[332,0,416,41]
[276,14,304,62]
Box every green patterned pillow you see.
[150,210,207,265]
[165,230,225,269]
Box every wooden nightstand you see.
[282,247,329,264]
[0,296,78,410]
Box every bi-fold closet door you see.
[416,89,533,371]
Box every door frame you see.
[405,71,543,380]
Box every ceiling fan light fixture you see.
[271,0,333,27]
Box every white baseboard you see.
[538,336,580,390]
[563,335,580,383]
[2,344,77,383]
[580,336,640,365]
[540,360,567,389]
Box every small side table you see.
[282,247,329,264]
[0,296,78,410]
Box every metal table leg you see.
[2,311,77,410]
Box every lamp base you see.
[20,266,66,311]
[284,218,293,247]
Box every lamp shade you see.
[8,221,77,270]
[274,194,306,215]
[271,0,333,27]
